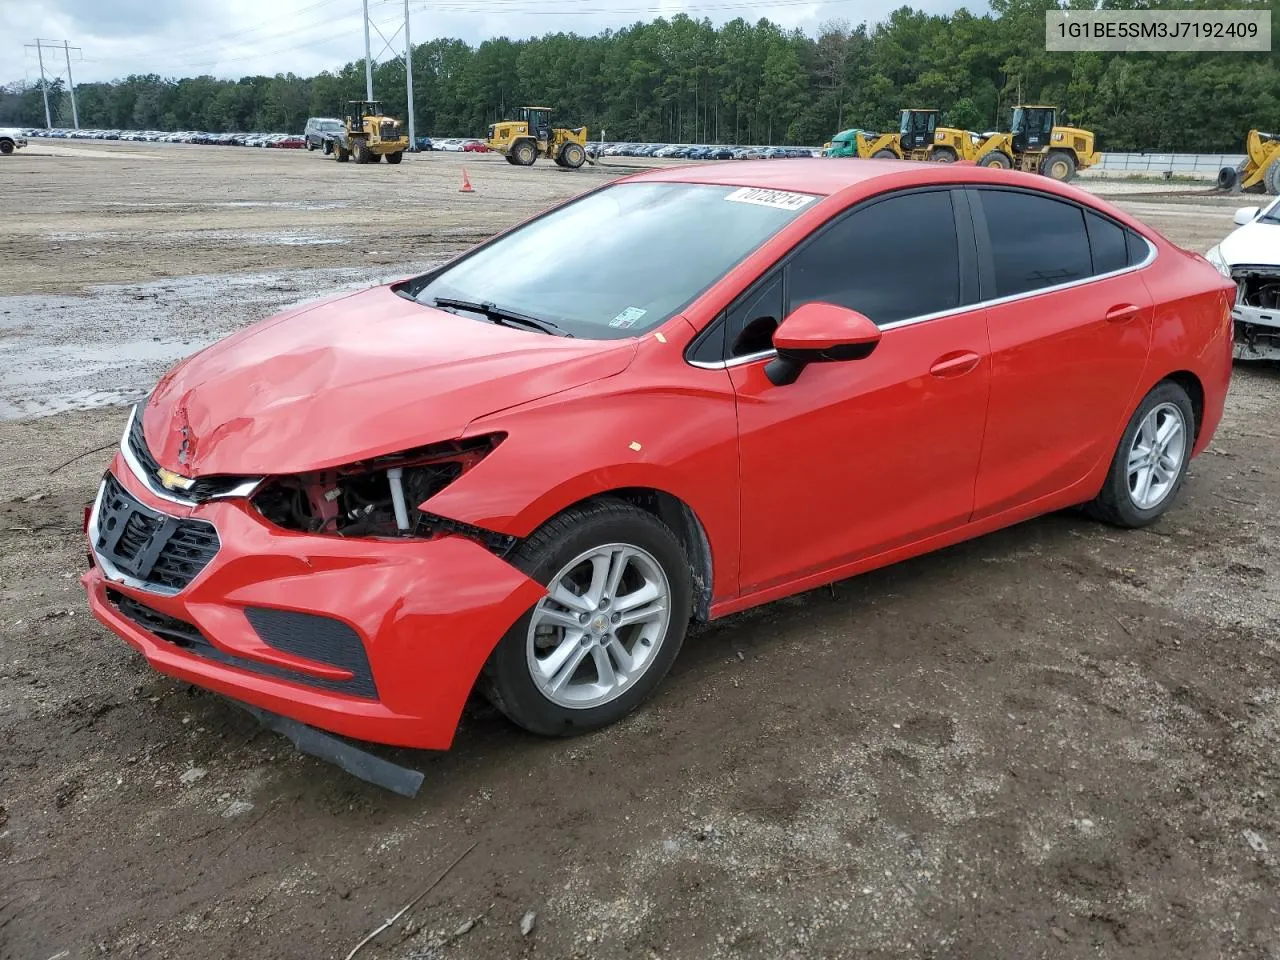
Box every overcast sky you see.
[5,0,970,86]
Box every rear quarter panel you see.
[1137,247,1235,454]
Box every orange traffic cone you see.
[460,168,474,193]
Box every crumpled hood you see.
[142,285,637,476]
[1219,218,1280,267]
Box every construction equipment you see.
[851,109,978,164]
[486,107,590,168]
[855,109,941,161]
[1217,130,1280,195]
[822,128,872,158]
[968,105,1100,181]
[330,100,409,165]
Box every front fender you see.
[422,354,742,603]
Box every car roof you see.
[624,157,950,196]
[622,159,1148,230]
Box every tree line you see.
[2,0,1277,152]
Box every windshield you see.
[1260,197,1280,224]
[412,182,816,339]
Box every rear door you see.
[727,188,992,594]
[967,187,1154,518]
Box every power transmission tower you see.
[24,39,82,129]
[361,2,418,149]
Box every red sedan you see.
[83,160,1234,752]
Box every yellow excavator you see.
[486,106,590,168]
[968,105,1100,181]
[1217,130,1280,195]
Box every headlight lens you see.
[1205,245,1232,278]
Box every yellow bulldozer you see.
[1217,130,1280,195]
[330,100,409,164]
[968,105,1100,181]
[487,107,590,168]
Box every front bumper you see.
[82,454,544,750]
[1232,304,1280,361]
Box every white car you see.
[1206,197,1280,361]
[0,127,28,155]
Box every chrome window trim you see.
[87,479,181,597]
[687,235,1158,371]
[120,404,261,506]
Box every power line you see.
[23,39,83,129]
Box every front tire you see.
[513,139,537,166]
[482,500,692,737]
[931,147,958,163]
[1086,381,1195,528]
[1265,159,1280,196]
[977,149,1012,169]
[0,140,13,156]
[385,150,403,164]
[560,142,586,169]
[872,149,897,160]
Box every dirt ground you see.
[1,142,1278,960]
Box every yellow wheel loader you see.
[969,105,1100,181]
[486,107,590,168]
[856,109,944,161]
[1217,131,1280,195]
[330,100,409,165]
[853,109,976,164]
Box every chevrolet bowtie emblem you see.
[156,467,195,492]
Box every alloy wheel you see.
[526,543,671,709]
[1127,401,1187,510]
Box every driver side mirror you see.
[765,302,882,386]
[1234,206,1260,226]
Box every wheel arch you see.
[1163,369,1205,439]
[564,487,713,622]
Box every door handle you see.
[1105,304,1142,323]
[929,351,981,378]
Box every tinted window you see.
[728,273,784,357]
[1086,211,1128,275]
[1125,230,1149,266]
[787,191,961,325]
[978,190,1091,297]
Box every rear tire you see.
[352,140,369,164]
[977,150,1012,169]
[482,500,692,738]
[385,151,403,164]
[334,144,349,163]
[306,140,315,152]
[1042,150,1076,181]
[931,147,958,163]
[1085,381,1196,528]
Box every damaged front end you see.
[249,433,519,555]
[1232,264,1280,361]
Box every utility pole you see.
[63,40,79,129]
[403,0,415,149]
[34,41,52,129]
[362,0,374,100]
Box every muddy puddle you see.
[0,262,424,420]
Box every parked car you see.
[1206,195,1280,361]
[83,160,1233,757]
[304,117,345,151]
[415,136,434,151]
[462,139,490,153]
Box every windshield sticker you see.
[610,307,648,328]
[724,187,817,212]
